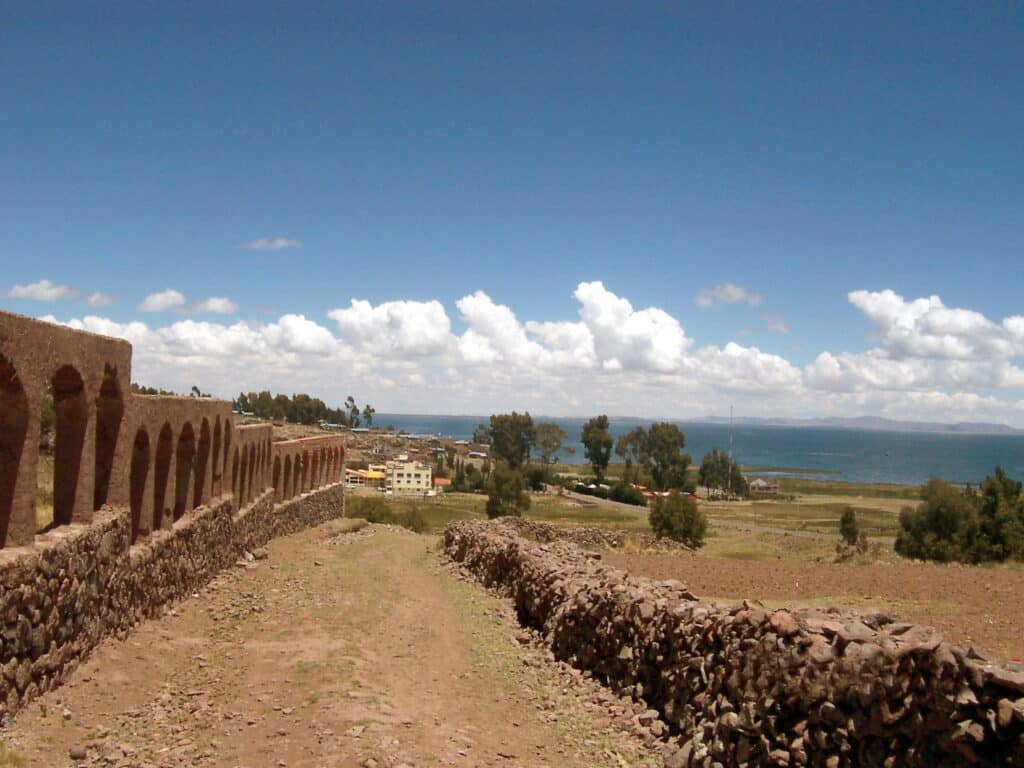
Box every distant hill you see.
[685,415,1024,436]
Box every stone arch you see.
[93,364,124,511]
[211,417,222,496]
[272,455,282,502]
[310,451,319,491]
[129,427,150,541]
[0,353,30,547]
[293,455,302,498]
[320,448,328,486]
[283,455,292,500]
[51,364,88,527]
[153,423,173,531]
[194,418,211,509]
[173,422,195,521]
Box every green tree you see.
[649,491,707,548]
[488,412,535,469]
[472,423,492,445]
[486,461,531,518]
[698,448,746,497]
[581,415,613,481]
[645,422,690,490]
[345,395,361,428]
[895,478,979,562]
[615,427,647,484]
[839,507,859,545]
[534,422,570,468]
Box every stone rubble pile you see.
[444,519,1024,767]
[498,517,693,553]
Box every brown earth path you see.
[1,523,661,768]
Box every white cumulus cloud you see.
[328,298,453,357]
[8,279,79,301]
[139,289,187,312]
[574,281,691,373]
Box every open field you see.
[602,550,1024,662]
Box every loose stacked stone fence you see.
[444,519,1024,767]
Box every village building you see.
[385,459,432,494]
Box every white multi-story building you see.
[385,460,432,494]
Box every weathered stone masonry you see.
[0,310,346,720]
[444,519,1024,767]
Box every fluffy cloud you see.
[695,283,763,309]
[575,281,691,372]
[806,290,1024,395]
[848,289,1023,360]
[244,237,303,250]
[139,289,187,312]
[139,290,238,314]
[189,297,238,314]
[32,282,1024,427]
[7,279,79,301]
[328,298,453,357]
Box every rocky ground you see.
[0,522,670,768]
[603,551,1024,662]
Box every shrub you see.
[608,482,647,507]
[839,507,859,545]
[344,496,428,533]
[525,465,547,492]
[649,491,707,548]
[486,461,531,519]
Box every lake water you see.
[371,414,1024,486]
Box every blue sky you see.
[2,3,1023,423]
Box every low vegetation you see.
[648,491,707,548]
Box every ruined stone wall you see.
[0,484,345,720]
[444,519,1024,767]
[0,309,348,721]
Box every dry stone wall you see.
[444,519,1024,767]
[0,309,348,722]
[0,484,344,721]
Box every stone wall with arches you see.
[0,310,347,720]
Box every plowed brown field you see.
[603,552,1024,662]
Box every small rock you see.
[69,745,87,760]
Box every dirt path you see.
[2,522,661,768]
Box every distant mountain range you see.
[682,415,1024,435]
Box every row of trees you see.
[896,468,1024,563]
[232,391,375,427]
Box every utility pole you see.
[727,405,733,500]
